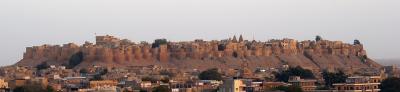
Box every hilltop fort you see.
[16,35,381,73]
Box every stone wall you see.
[18,35,374,70]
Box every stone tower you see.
[232,35,238,43]
[239,61,253,78]
[158,44,169,62]
[239,35,244,42]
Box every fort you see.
[16,35,381,73]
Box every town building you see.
[288,76,317,92]
[333,76,382,92]
[0,79,9,92]
[62,77,89,91]
[8,79,27,89]
[89,80,118,88]
[384,65,400,78]
[218,79,264,92]
[219,79,249,92]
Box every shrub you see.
[275,66,315,82]
[67,51,84,69]
[198,68,222,80]
[152,39,168,48]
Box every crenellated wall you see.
[17,35,377,71]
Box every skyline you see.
[1,0,400,66]
[0,32,397,66]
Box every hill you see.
[15,35,381,72]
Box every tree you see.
[99,68,108,75]
[286,86,303,92]
[217,44,225,51]
[13,83,54,92]
[142,77,158,83]
[79,68,89,74]
[316,35,322,41]
[160,78,170,83]
[36,62,50,70]
[160,70,176,77]
[322,70,347,87]
[68,51,84,69]
[91,75,103,81]
[152,39,168,48]
[275,66,315,82]
[198,68,223,80]
[273,86,303,92]
[354,39,361,45]
[360,55,368,63]
[90,68,108,81]
[380,77,400,92]
[46,86,56,92]
[152,85,170,92]
[316,86,330,90]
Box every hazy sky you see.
[0,0,399,66]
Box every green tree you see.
[90,68,108,81]
[316,86,330,90]
[275,66,315,82]
[91,75,103,81]
[217,44,226,51]
[273,86,303,92]
[46,86,56,92]
[142,77,158,83]
[68,51,84,69]
[316,35,322,41]
[160,78,170,83]
[354,39,361,45]
[160,70,176,77]
[13,83,54,92]
[380,77,400,92]
[152,85,170,92]
[152,39,168,48]
[322,70,347,87]
[36,62,50,70]
[99,68,108,75]
[199,68,223,80]
[79,68,89,74]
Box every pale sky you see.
[0,0,399,66]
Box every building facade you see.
[288,76,317,92]
[333,76,382,92]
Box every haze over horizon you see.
[1,0,399,66]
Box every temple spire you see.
[232,35,238,43]
[239,34,244,42]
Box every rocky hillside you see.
[15,35,381,72]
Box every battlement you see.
[96,35,121,47]
[18,35,378,71]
